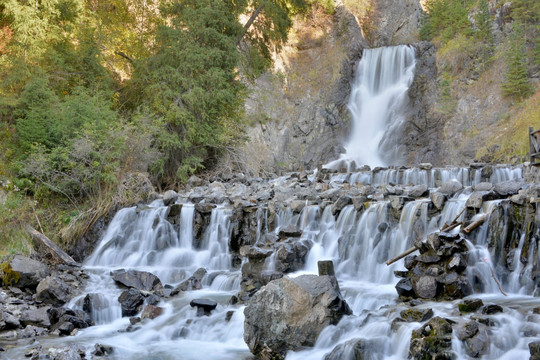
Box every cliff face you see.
[235,5,366,175]
[235,0,534,174]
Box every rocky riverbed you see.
[1,163,539,359]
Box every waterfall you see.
[326,45,416,169]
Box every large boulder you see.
[112,269,163,294]
[36,275,72,306]
[244,275,352,359]
[9,255,50,290]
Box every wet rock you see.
[324,338,383,360]
[439,179,463,196]
[19,325,48,338]
[278,224,302,239]
[473,182,494,192]
[244,275,351,359]
[173,268,207,294]
[456,321,489,358]
[413,276,438,299]
[83,293,108,317]
[195,203,215,214]
[331,195,352,215]
[494,180,524,196]
[530,340,540,360]
[409,317,454,360]
[407,184,429,198]
[190,298,217,316]
[36,275,72,306]
[390,196,413,210]
[482,304,503,314]
[48,308,91,333]
[396,279,415,298]
[112,269,163,294]
[162,190,178,206]
[458,299,484,313]
[118,288,144,317]
[318,260,335,276]
[400,308,434,322]
[9,255,50,290]
[447,253,467,273]
[141,305,164,320]
[166,204,182,223]
[274,241,310,273]
[92,344,114,357]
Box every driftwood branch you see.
[386,246,418,266]
[25,225,79,266]
[441,207,466,232]
[462,214,487,234]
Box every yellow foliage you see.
[476,88,540,162]
[0,261,20,287]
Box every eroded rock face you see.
[243,275,351,359]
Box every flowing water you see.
[3,46,539,360]
[325,45,416,169]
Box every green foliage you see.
[132,0,245,184]
[474,0,493,43]
[502,23,534,100]
[420,0,473,43]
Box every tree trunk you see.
[236,1,267,46]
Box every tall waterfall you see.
[327,45,416,169]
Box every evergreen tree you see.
[502,23,533,100]
[475,0,492,43]
[133,0,245,184]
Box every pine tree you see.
[502,23,533,100]
[475,0,492,43]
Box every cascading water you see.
[326,45,416,169]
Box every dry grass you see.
[476,88,540,163]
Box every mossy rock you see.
[458,298,484,313]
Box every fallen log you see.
[386,246,418,266]
[462,214,487,234]
[25,225,80,266]
[441,207,466,232]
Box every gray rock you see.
[186,175,205,188]
[439,179,463,196]
[473,182,493,191]
[400,308,434,322]
[494,180,524,196]
[430,192,446,210]
[331,195,352,215]
[162,190,179,206]
[324,338,383,360]
[456,321,479,341]
[20,307,51,328]
[409,317,454,360]
[413,276,438,299]
[118,288,144,317]
[190,298,217,316]
[407,184,429,198]
[447,253,467,273]
[244,275,352,359]
[396,278,415,298]
[278,224,301,239]
[112,269,163,294]
[36,276,72,306]
[141,305,164,320]
[1,311,20,329]
[9,255,50,290]
[92,344,114,357]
